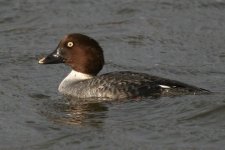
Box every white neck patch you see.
[65,70,93,81]
[58,70,94,93]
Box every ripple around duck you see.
[199,1,225,9]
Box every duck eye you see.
[67,42,74,48]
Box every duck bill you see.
[38,48,64,64]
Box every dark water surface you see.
[1,0,225,149]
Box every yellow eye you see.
[67,42,74,48]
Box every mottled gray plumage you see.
[59,71,209,99]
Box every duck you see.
[38,33,210,99]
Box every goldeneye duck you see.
[38,33,210,99]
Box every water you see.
[1,0,225,149]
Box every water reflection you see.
[41,97,108,126]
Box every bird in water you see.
[39,33,210,100]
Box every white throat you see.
[58,70,93,93]
[67,70,93,80]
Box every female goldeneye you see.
[38,33,210,99]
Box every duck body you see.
[39,33,210,100]
[58,70,209,99]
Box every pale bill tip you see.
[38,57,46,64]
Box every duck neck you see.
[63,70,93,82]
[58,70,93,93]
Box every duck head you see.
[39,33,104,75]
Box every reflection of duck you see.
[44,101,108,125]
[39,33,210,99]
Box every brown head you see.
[39,33,105,75]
